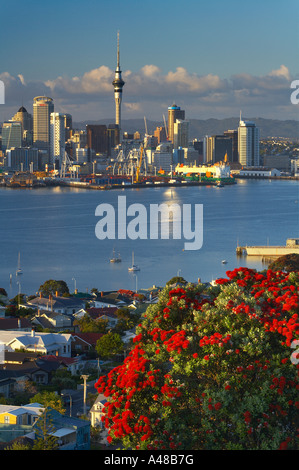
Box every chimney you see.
[101,291,104,297]
[55,291,59,297]
[39,292,42,298]
[31,327,35,337]
[18,318,21,329]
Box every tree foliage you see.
[95,267,299,450]
[32,407,59,450]
[269,253,299,273]
[95,332,124,359]
[38,279,69,296]
[30,391,65,414]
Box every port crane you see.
[60,151,76,178]
[135,145,144,183]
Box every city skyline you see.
[0,0,298,123]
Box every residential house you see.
[0,352,62,393]
[0,403,91,450]
[41,355,84,375]
[70,333,103,356]
[27,294,86,316]
[86,307,119,328]
[0,317,32,331]
[89,393,107,428]
[93,291,130,309]
[0,329,72,357]
[31,310,73,331]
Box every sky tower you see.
[112,32,125,132]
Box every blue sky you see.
[0,0,298,122]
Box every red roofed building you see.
[71,332,103,355]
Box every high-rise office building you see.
[173,119,189,149]
[33,96,54,159]
[12,106,33,136]
[63,113,73,140]
[154,126,166,144]
[168,104,185,144]
[205,135,233,164]
[224,130,238,163]
[112,32,125,139]
[86,124,107,155]
[50,112,65,166]
[1,121,22,151]
[238,120,260,167]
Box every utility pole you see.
[81,374,89,416]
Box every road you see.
[62,380,97,418]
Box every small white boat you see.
[128,251,140,272]
[222,260,228,264]
[16,252,23,275]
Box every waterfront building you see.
[238,167,281,177]
[173,119,189,149]
[290,159,299,176]
[1,122,22,151]
[175,162,232,180]
[5,147,39,171]
[238,120,260,166]
[168,104,185,144]
[112,32,125,138]
[33,96,54,161]
[153,142,173,172]
[50,112,65,166]
[76,147,89,163]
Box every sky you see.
[0,0,298,123]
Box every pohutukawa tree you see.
[95,267,299,450]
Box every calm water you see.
[0,179,298,298]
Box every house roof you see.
[42,355,78,365]
[28,296,85,309]
[87,307,118,320]
[71,332,103,346]
[0,317,32,330]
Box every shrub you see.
[95,268,299,450]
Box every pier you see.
[236,238,299,257]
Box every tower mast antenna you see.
[117,30,120,69]
[112,31,125,135]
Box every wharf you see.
[236,238,299,257]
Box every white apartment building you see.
[50,112,65,165]
[238,120,260,167]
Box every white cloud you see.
[0,64,296,122]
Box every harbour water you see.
[0,179,298,298]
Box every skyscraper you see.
[112,32,125,138]
[50,112,65,166]
[167,104,185,144]
[33,96,54,159]
[1,121,22,151]
[86,124,108,155]
[173,119,189,149]
[12,106,33,135]
[238,120,260,167]
[205,135,233,164]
